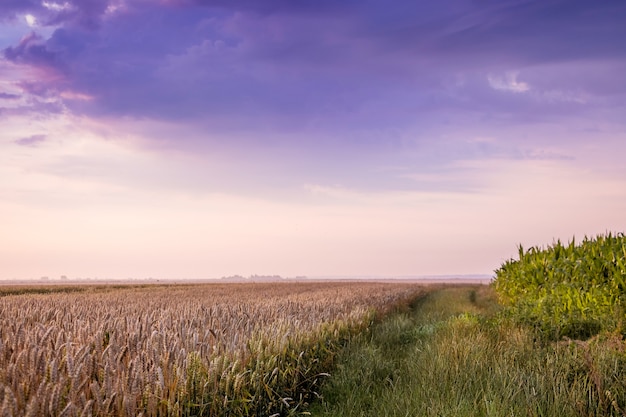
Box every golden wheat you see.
[0,281,423,416]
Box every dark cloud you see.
[1,0,625,148]
[0,92,20,100]
[14,134,47,147]
[45,0,111,29]
[0,0,112,28]
[3,32,61,68]
[175,0,359,15]
[0,0,42,21]
[18,80,59,97]
[355,0,626,68]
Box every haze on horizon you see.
[1,0,625,280]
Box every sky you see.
[1,0,625,280]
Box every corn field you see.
[0,281,423,416]
[493,232,626,339]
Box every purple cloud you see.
[0,92,20,99]
[0,0,41,21]
[1,0,624,154]
[14,134,47,147]
[4,32,61,68]
[0,0,111,29]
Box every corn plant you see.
[493,232,626,339]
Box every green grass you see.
[308,286,626,417]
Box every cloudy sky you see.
[1,0,625,280]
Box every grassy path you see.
[308,285,496,416]
[308,285,626,417]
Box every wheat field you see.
[0,281,423,416]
